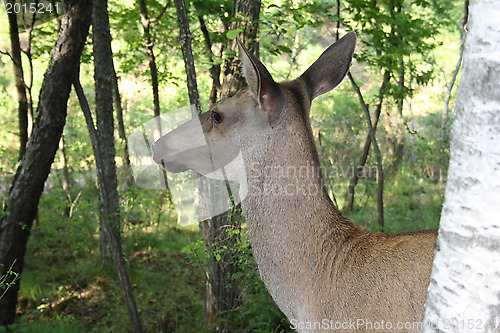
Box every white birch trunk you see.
[422,0,500,332]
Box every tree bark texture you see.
[220,0,261,99]
[174,0,201,115]
[111,63,133,188]
[423,1,500,331]
[0,0,92,325]
[6,1,29,160]
[198,14,222,109]
[91,0,143,331]
[93,0,120,265]
[138,0,162,118]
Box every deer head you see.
[153,32,357,184]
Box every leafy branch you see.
[0,260,20,300]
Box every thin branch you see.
[151,0,172,23]
[73,73,99,157]
[348,71,385,229]
[0,49,13,61]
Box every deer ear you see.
[238,39,283,123]
[300,32,356,100]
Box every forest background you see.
[0,0,465,331]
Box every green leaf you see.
[277,45,292,53]
[260,36,272,45]
[226,28,243,40]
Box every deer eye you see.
[212,111,223,124]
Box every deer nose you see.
[152,139,169,165]
[152,137,184,164]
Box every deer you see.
[153,32,437,332]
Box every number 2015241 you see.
[5,1,61,15]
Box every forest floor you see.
[11,223,208,332]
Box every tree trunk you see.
[443,0,469,118]
[6,1,29,160]
[423,1,500,331]
[138,0,162,118]
[59,134,73,217]
[343,71,389,212]
[198,14,222,109]
[138,0,173,207]
[111,63,134,188]
[93,0,117,265]
[220,0,260,99]
[174,0,201,115]
[90,0,144,331]
[0,0,92,325]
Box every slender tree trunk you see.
[23,11,36,140]
[138,0,173,208]
[74,75,143,333]
[59,134,73,217]
[423,1,500,330]
[198,14,222,109]
[343,71,389,222]
[175,0,201,115]
[347,72,386,229]
[444,0,469,118]
[391,58,406,171]
[111,63,133,188]
[138,0,169,119]
[93,0,115,265]
[90,0,143,330]
[6,1,29,160]
[0,0,92,325]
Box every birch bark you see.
[423,1,500,331]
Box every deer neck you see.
[241,112,356,320]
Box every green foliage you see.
[182,228,293,332]
[0,260,20,300]
[0,314,76,333]
[345,164,444,232]
[343,0,455,102]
